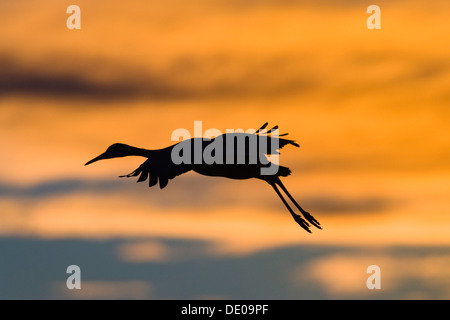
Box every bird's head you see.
[85,143,133,166]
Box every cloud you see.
[293,251,450,299]
[51,281,152,299]
[303,195,397,214]
[0,176,397,216]
[117,241,172,263]
[3,236,450,299]
[0,179,118,198]
[0,53,318,101]
[116,239,217,263]
[0,55,188,101]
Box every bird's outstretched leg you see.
[275,178,322,229]
[270,183,311,233]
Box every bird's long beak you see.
[85,154,106,166]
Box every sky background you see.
[1,0,450,299]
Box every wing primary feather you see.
[119,168,140,178]
[137,171,148,182]
[149,174,158,187]
[159,177,168,189]
[267,125,279,133]
[255,122,269,134]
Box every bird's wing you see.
[119,147,192,189]
[217,130,299,159]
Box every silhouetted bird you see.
[85,123,321,232]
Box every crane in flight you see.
[85,123,321,233]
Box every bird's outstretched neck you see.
[85,143,152,165]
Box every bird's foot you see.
[302,211,322,230]
[294,215,311,233]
